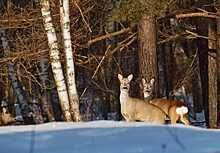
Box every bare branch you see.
[80,46,110,99]
[186,30,216,41]
[176,12,217,19]
[77,32,137,65]
[74,0,92,32]
[87,28,131,45]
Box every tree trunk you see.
[181,39,203,116]
[59,0,82,122]
[38,50,54,122]
[51,86,63,121]
[0,30,43,124]
[216,0,220,128]
[207,18,217,128]
[40,0,72,121]
[163,42,175,98]
[138,15,158,97]
[208,51,217,128]
[34,0,54,122]
[196,17,209,127]
[195,0,216,128]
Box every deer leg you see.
[180,114,190,125]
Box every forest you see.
[0,0,220,129]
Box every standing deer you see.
[0,107,15,126]
[118,74,166,124]
[141,78,190,125]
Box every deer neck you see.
[120,90,130,103]
[144,92,154,102]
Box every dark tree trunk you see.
[38,53,54,122]
[195,0,212,127]
[181,39,203,116]
[138,16,158,97]
[102,16,115,120]
[196,19,209,127]
[165,42,175,98]
[187,41,203,113]
[195,0,217,128]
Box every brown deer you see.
[118,74,166,124]
[141,78,190,125]
[0,108,15,126]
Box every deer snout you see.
[122,86,128,90]
[144,88,151,94]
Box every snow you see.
[0,121,220,153]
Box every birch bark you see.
[40,0,72,121]
[0,30,43,124]
[60,0,82,121]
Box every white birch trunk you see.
[60,0,82,121]
[34,0,54,122]
[40,0,72,121]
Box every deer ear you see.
[127,74,133,82]
[118,74,123,81]
[150,78,155,85]
[142,78,146,84]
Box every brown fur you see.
[142,78,190,125]
[118,74,166,124]
[0,108,15,126]
[150,99,190,125]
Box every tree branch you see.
[87,28,131,45]
[74,0,92,32]
[176,12,217,19]
[186,30,216,41]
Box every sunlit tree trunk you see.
[40,0,72,121]
[0,30,43,124]
[59,0,82,122]
[208,20,217,128]
[34,0,54,122]
[216,0,220,128]
[138,15,159,97]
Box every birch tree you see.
[59,0,82,121]
[40,0,72,121]
[0,30,43,124]
[34,0,54,122]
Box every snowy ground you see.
[0,121,220,153]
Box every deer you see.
[141,77,190,125]
[0,107,15,126]
[118,74,166,124]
